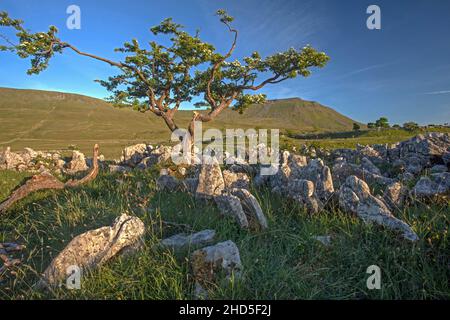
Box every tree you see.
[403,121,419,132]
[0,10,329,143]
[367,122,376,129]
[375,117,389,128]
[352,123,360,131]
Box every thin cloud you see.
[337,62,393,80]
[424,90,450,95]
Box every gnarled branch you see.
[0,144,100,214]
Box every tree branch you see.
[0,144,100,215]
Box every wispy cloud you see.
[337,62,393,80]
[423,90,450,95]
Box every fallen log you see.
[0,144,99,214]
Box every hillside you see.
[0,87,360,157]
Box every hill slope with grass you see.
[0,87,360,157]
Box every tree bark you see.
[0,144,100,215]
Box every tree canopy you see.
[0,9,330,137]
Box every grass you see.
[0,88,359,158]
[281,127,450,150]
[0,168,448,300]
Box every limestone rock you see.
[413,172,450,196]
[287,179,322,214]
[161,230,216,250]
[313,235,332,246]
[196,158,225,200]
[222,170,250,190]
[430,164,447,174]
[214,194,249,229]
[109,164,132,173]
[0,147,25,170]
[38,214,145,288]
[361,157,381,176]
[383,182,408,210]
[231,188,268,230]
[121,143,149,166]
[66,150,88,173]
[156,174,180,191]
[339,175,418,241]
[297,159,334,201]
[190,240,242,297]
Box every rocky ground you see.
[0,132,449,299]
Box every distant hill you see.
[0,87,361,157]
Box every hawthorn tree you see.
[0,9,329,143]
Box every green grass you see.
[281,127,450,150]
[0,169,448,300]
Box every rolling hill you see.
[0,87,360,157]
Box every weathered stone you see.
[296,159,334,201]
[160,230,216,250]
[214,194,249,229]
[222,170,250,190]
[66,150,88,173]
[231,188,268,230]
[332,160,393,188]
[412,172,450,196]
[313,235,332,246]
[109,164,132,173]
[38,214,145,288]
[431,172,450,194]
[190,240,242,297]
[430,165,447,174]
[121,143,149,166]
[196,158,225,200]
[412,177,436,197]
[443,152,450,165]
[180,178,199,194]
[339,175,418,242]
[383,182,408,210]
[156,174,180,191]
[0,147,25,169]
[150,145,173,164]
[361,157,381,176]
[287,179,322,213]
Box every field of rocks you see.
[0,132,449,299]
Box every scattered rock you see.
[230,188,268,230]
[190,240,242,298]
[109,164,132,173]
[313,235,332,246]
[339,175,418,241]
[160,230,216,250]
[430,165,447,174]
[383,182,408,210]
[37,214,145,288]
[66,150,88,174]
[121,143,149,167]
[214,194,249,229]
[287,179,322,213]
[299,159,335,201]
[0,147,24,170]
[195,158,225,200]
[361,157,381,176]
[223,170,250,190]
[156,173,180,191]
[411,174,450,197]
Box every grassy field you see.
[281,127,450,150]
[1,87,449,300]
[0,87,360,158]
[0,168,449,299]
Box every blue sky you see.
[0,0,449,125]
